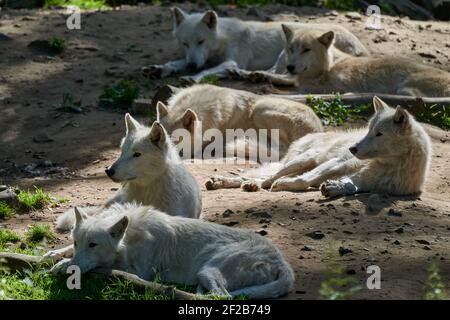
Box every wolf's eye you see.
[89,242,97,248]
[198,40,204,45]
[133,152,141,158]
[183,42,189,48]
[302,48,311,53]
[376,132,383,137]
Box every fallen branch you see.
[271,93,450,116]
[0,252,203,300]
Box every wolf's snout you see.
[287,65,296,73]
[349,146,358,155]
[105,168,115,177]
[187,62,197,71]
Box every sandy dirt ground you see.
[0,3,449,299]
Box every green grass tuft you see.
[199,74,220,85]
[416,104,450,130]
[0,202,14,219]
[25,225,55,244]
[424,262,447,300]
[99,79,140,109]
[0,229,21,248]
[17,187,52,213]
[47,37,68,54]
[319,245,362,300]
[307,94,370,126]
[44,0,107,9]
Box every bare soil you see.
[0,3,449,299]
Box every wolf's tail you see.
[229,264,295,299]
[55,206,102,231]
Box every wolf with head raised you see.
[206,97,432,197]
[50,203,295,299]
[142,7,368,83]
[45,115,201,261]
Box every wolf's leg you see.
[181,60,239,83]
[320,175,364,198]
[43,244,74,262]
[205,176,246,190]
[261,157,317,189]
[142,59,187,79]
[271,158,358,192]
[228,69,296,86]
[197,267,231,298]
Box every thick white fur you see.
[143,7,368,82]
[56,115,201,232]
[206,97,432,197]
[50,204,295,299]
[157,84,323,161]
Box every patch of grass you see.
[47,37,68,54]
[322,0,358,11]
[55,93,85,113]
[199,74,220,86]
[416,104,450,130]
[44,0,107,9]
[17,187,52,213]
[307,94,370,126]
[319,245,362,300]
[424,262,447,300]
[0,202,14,219]
[0,229,21,248]
[25,225,55,244]
[99,79,140,109]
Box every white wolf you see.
[50,204,295,299]
[142,7,368,82]
[55,114,201,231]
[205,97,431,197]
[157,84,323,160]
[234,26,450,96]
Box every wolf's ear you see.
[156,101,169,120]
[171,7,185,27]
[149,122,167,146]
[281,24,294,43]
[74,207,87,227]
[181,109,198,131]
[373,96,389,113]
[125,113,140,135]
[318,31,334,48]
[202,10,218,29]
[393,106,411,129]
[108,216,128,240]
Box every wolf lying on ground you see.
[47,116,202,261]
[142,7,368,83]
[231,26,450,96]
[157,84,323,160]
[205,97,432,197]
[50,204,295,299]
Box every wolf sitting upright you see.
[55,115,201,231]
[157,84,323,161]
[143,7,368,82]
[51,204,295,299]
[235,26,450,96]
[206,97,432,197]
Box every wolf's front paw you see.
[205,176,223,190]
[248,71,267,83]
[261,179,274,189]
[321,179,357,198]
[142,64,166,79]
[43,249,66,262]
[50,258,72,275]
[226,68,248,80]
[241,181,260,192]
[270,177,308,192]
